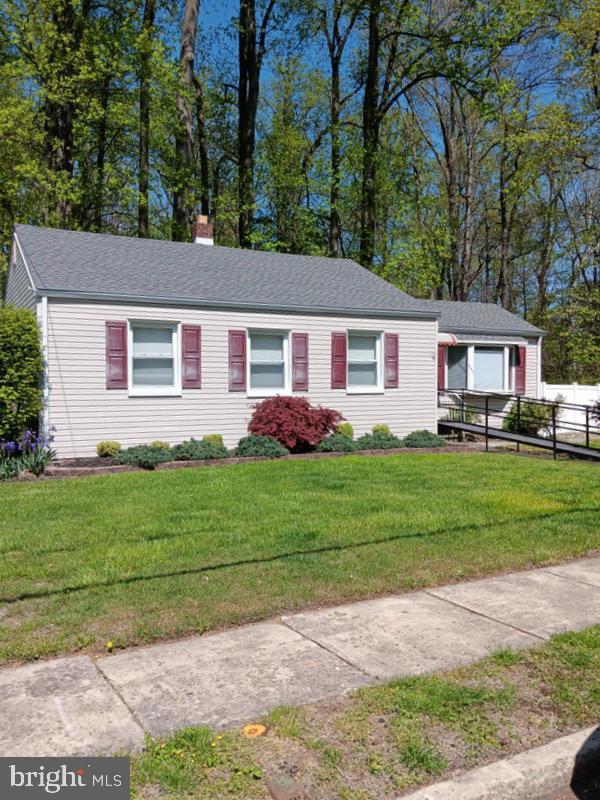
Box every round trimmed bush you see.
[0,306,44,439]
[335,422,354,439]
[150,440,171,451]
[403,429,446,448]
[357,431,403,450]
[172,438,229,461]
[235,434,289,459]
[316,434,358,453]
[203,434,224,447]
[96,440,121,457]
[372,424,391,435]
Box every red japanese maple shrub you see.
[248,396,343,452]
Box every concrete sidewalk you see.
[1,556,600,757]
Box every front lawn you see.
[131,625,600,799]
[0,453,598,664]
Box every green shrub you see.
[114,445,173,470]
[96,440,122,458]
[316,434,358,453]
[202,434,224,447]
[149,440,171,450]
[403,429,446,448]
[235,434,289,459]
[335,422,354,439]
[372,424,391,435]
[357,431,404,450]
[172,438,229,461]
[503,400,555,436]
[0,306,44,439]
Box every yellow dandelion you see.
[105,641,114,652]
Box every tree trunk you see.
[93,74,111,231]
[172,0,200,241]
[329,50,342,256]
[138,0,156,238]
[195,79,210,217]
[238,0,258,247]
[359,0,381,269]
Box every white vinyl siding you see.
[4,245,36,310]
[45,300,438,458]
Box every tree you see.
[138,0,156,237]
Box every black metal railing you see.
[437,388,600,458]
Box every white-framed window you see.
[347,332,383,392]
[248,330,290,395]
[128,320,180,396]
[446,344,514,393]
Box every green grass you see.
[130,626,600,799]
[0,453,599,663]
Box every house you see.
[4,220,544,458]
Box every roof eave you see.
[39,288,441,321]
[440,325,546,337]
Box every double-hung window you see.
[348,333,382,392]
[248,331,289,394]
[130,322,179,395]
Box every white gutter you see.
[38,288,441,321]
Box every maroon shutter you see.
[292,333,309,391]
[331,332,347,389]
[437,344,447,391]
[106,321,127,389]
[384,333,399,388]
[182,324,201,389]
[515,345,526,395]
[229,330,247,391]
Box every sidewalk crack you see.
[91,658,146,734]
[424,590,546,642]
[280,618,380,683]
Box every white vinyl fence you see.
[541,382,600,431]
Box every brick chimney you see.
[191,214,214,245]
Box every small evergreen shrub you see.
[335,422,354,439]
[96,440,122,457]
[357,431,404,450]
[114,445,173,470]
[172,438,229,461]
[235,434,289,459]
[248,396,343,452]
[316,434,358,453]
[0,306,44,439]
[203,434,224,447]
[372,424,391,435]
[403,429,446,448]
[150,440,171,451]
[503,401,555,437]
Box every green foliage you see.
[316,434,358,453]
[335,422,354,439]
[172,438,229,461]
[114,444,173,470]
[372,424,391,435]
[0,307,43,439]
[503,401,554,436]
[149,440,171,451]
[96,440,122,458]
[19,446,54,477]
[442,408,482,425]
[403,430,446,448]
[235,434,289,459]
[357,431,404,450]
[202,434,224,447]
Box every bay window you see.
[445,344,514,393]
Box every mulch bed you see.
[31,442,485,480]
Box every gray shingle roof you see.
[422,300,544,337]
[14,224,432,319]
